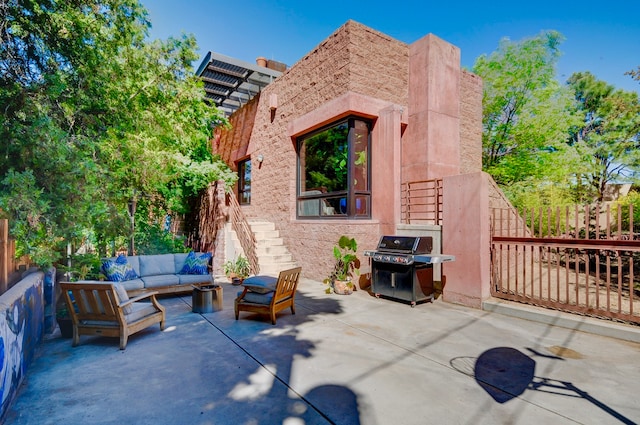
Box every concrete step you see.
[253,230,281,239]
[256,237,284,247]
[258,262,299,276]
[258,253,293,263]
[248,221,276,232]
[245,220,298,276]
[255,245,290,255]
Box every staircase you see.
[248,221,297,276]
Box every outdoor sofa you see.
[77,252,214,296]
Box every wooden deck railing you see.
[0,218,25,295]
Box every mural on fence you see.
[0,280,43,415]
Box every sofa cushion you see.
[102,255,139,282]
[242,276,278,294]
[125,256,140,276]
[139,254,175,277]
[178,274,214,285]
[141,274,180,288]
[180,251,211,275]
[118,278,145,292]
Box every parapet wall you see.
[0,270,45,421]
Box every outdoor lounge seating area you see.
[78,252,214,296]
[6,276,640,424]
[60,281,166,350]
[235,267,302,324]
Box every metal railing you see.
[227,191,260,275]
[401,179,443,225]
[491,204,640,325]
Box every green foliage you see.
[0,1,232,266]
[133,219,187,255]
[473,30,583,194]
[613,191,640,234]
[223,255,250,279]
[60,253,104,281]
[330,236,360,281]
[567,72,640,202]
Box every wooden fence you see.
[0,218,25,295]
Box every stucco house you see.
[198,20,495,308]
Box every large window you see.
[238,158,251,205]
[297,117,371,218]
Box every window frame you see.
[238,157,251,205]
[296,116,371,219]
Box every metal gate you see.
[491,204,640,325]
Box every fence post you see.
[0,219,8,294]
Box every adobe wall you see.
[459,70,483,174]
[215,20,484,292]
[442,172,492,308]
[218,21,410,281]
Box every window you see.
[297,117,371,218]
[238,158,251,205]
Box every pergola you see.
[196,52,283,116]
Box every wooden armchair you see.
[60,281,166,350]
[234,267,302,325]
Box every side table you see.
[192,285,223,313]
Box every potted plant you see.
[325,236,360,295]
[223,255,251,285]
[56,300,73,338]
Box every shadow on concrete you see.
[451,347,636,425]
[192,289,363,424]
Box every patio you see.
[6,278,640,424]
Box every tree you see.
[626,66,640,82]
[567,72,640,202]
[473,31,582,196]
[0,1,234,266]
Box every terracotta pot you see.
[333,280,353,295]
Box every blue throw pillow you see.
[180,251,211,275]
[102,254,138,282]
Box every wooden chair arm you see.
[120,291,160,308]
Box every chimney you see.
[256,57,267,67]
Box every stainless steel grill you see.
[364,235,455,306]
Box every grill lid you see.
[376,236,432,254]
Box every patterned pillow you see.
[180,251,211,275]
[102,254,139,282]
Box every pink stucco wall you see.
[214,20,486,303]
[442,172,492,307]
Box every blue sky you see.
[142,0,639,93]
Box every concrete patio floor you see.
[5,278,640,424]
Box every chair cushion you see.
[113,283,133,315]
[242,276,277,294]
[125,302,160,323]
[102,254,139,282]
[241,291,274,305]
[180,251,211,275]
